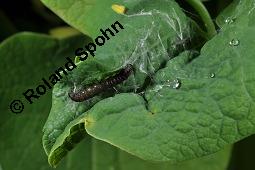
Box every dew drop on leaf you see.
[225,17,235,24]
[172,79,181,89]
[229,39,240,46]
[210,73,215,78]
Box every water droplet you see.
[172,79,181,89]
[229,39,240,46]
[225,17,235,24]
[210,73,215,78]
[69,65,74,69]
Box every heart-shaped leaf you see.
[42,0,201,166]
[0,32,90,169]
[43,0,255,168]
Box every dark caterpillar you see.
[69,64,134,102]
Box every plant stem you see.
[185,0,217,39]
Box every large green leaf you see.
[0,32,91,169]
[41,0,145,37]
[40,0,255,169]
[85,1,255,162]
[46,134,232,170]
[216,0,254,28]
[42,0,201,166]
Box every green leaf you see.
[75,137,232,170]
[45,0,255,166]
[45,110,232,169]
[40,0,145,37]
[42,0,201,166]
[216,0,254,28]
[48,132,232,170]
[85,2,255,162]
[49,26,81,38]
[0,32,90,169]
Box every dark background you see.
[0,0,65,41]
[0,0,232,41]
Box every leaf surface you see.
[86,4,255,161]
[43,0,255,167]
[42,0,200,166]
[0,32,90,170]
[41,0,143,37]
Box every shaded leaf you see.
[227,134,255,170]
[41,0,146,37]
[79,137,232,170]
[0,32,90,170]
